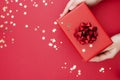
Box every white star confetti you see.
[42,0,46,3]
[51,1,54,4]
[15,0,18,3]
[53,45,57,48]
[44,3,48,6]
[6,13,10,16]
[9,10,12,13]
[50,38,56,43]
[24,5,27,8]
[52,28,56,33]
[19,3,23,6]
[0,15,5,19]
[61,22,64,24]
[99,67,105,73]
[11,15,14,18]
[54,21,57,25]
[60,41,63,44]
[25,24,29,28]
[89,44,93,48]
[13,23,16,26]
[0,25,4,28]
[76,70,81,77]
[70,65,77,71]
[42,30,46,33]
[109,67,112,70]
[82,49,86,52]
[2,6,8,12]
[48,43,53,47]
[42,36,46,40]
[23,11,27,15]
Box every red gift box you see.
[57,2,113,61]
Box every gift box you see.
[57,3,113,61]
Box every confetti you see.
[25,24,29,28]
[54,21,57,25]
[52,28,56,33]
[13,23,16,26]
[19,3,23,6]
[11,15,14,18]
[0,25,4,28]
[6,13,10,16]
[89,44,93,48]
[15,0,18,3]
[61,22,64,24]
[50,38,56,43]
[42,0,46,3]
[53,45,57,48]
[42,30,46,33]
[42,36,46,40]
[48,43,53,47]
[60,41,63,44]
[24,5,27,8]
[9,10,12,13]
[82,49,86,52]
[51,1,54,4]
[44,3,48,6]
[76,70,81,77]
[2,6,8,12]
[99,67,105,73]
[23,11,27,15]
[109,67,112,70]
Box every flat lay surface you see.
[0,0,120,80]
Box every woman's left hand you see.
[61,0,102,18]
[90,33,120,62]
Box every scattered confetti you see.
[70,65,77,72]
[42,30,46,33]
[24,5,27,8]
[19,3,23,6]
[99,67,105,73]
[109,67,112,70]
[51,1,54,4]
[25,24,29,28]
[76,70,81,77]
[82,49,86,52]
[50,38,56,43]
[13,23,16,26]
[42,36,46,40]
[52,28,57,33]
[23,11,27,15]
[60,41,63,44]
[89,44,93,48]
[48,43,53,47]
[54,21,57,25]
[11,15,14,18]
[44,3,48,6]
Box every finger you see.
[89,53,108,62]
[61,0,74,17]
[89,56,101,62]
[69,0,85,10]
[90,48,117,62]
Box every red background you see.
[0,0,120,80]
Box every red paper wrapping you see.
[57,2,113,61]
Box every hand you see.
[60,0,102,17]
[90,33,120,62]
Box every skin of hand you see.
[61,0,102,17]
[89,33,120,62]
[61,0,120,62]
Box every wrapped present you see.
[57,2,113,61]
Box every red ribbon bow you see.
[74,22,98,45]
